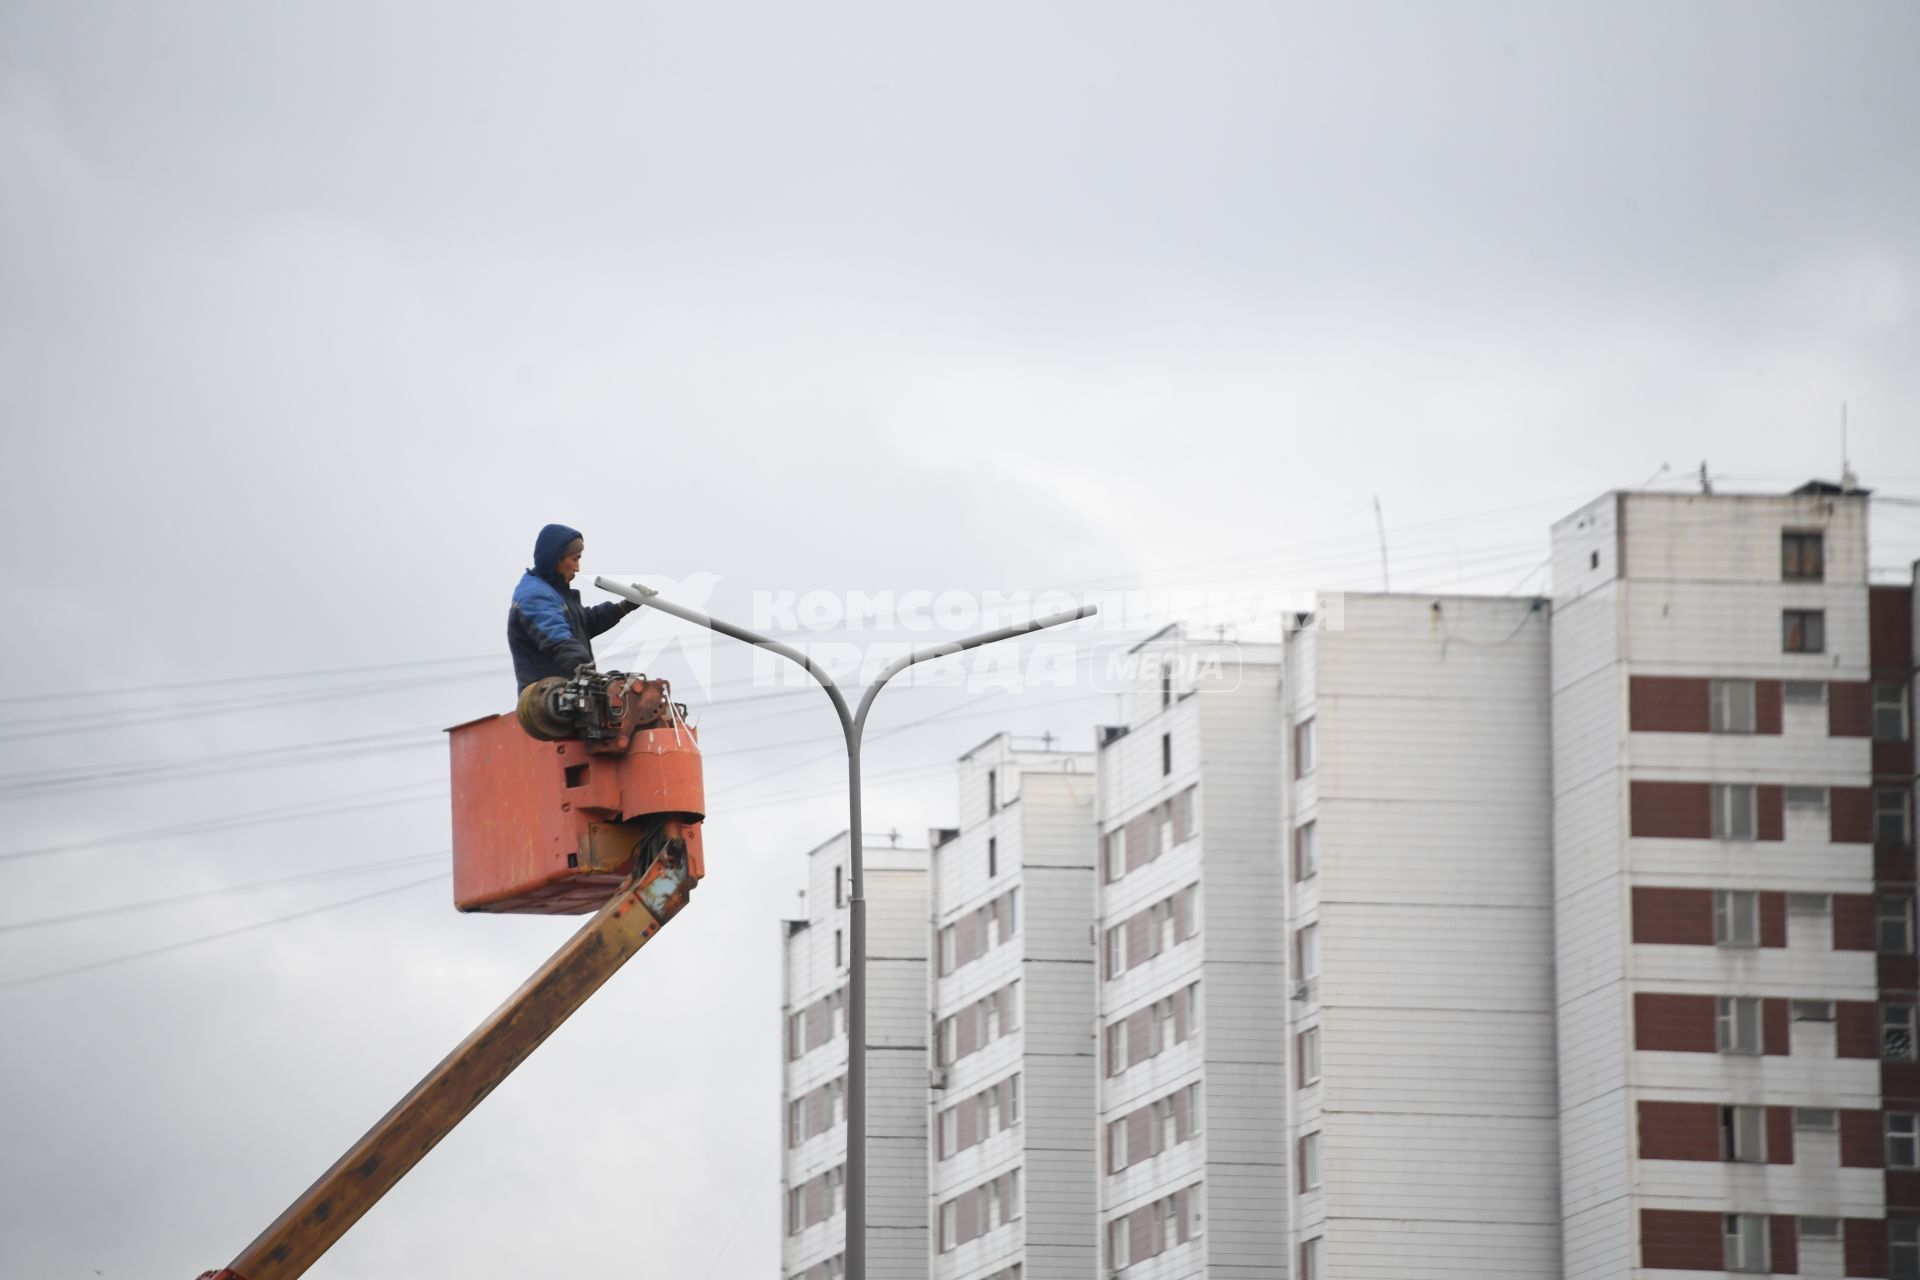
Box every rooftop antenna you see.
[888,827,900,848]
[1039,730,1056,750]
[1698,460,1713,495]
[1841,401,1858,491]
[1372,495,1391,591]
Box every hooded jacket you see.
[507,523,629,691]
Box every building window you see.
[1783,608,1826,653]
[987,769,997,814]
[1782,529,1825,581]
[1784,679,1827,705]
[988,836,997,878]
[1801,1216,1842,1242]
[1294,821,1319,881]
[834,865,843,907]
[1173,784,1199,843]
[1721,1105,1766,1162]
[835,929,843,968]
[1881,896,1916,954]
[1162,733,1172,777]
[1715,890,1760,947]
[1717,996,1763,1055]
[1301,1237,1323,1280]
[1876,683,1912,742]
[1725,1213,1768,1273]
[1712,784,1758,841]
[1878,789,1914,845]
[1162,668,1173,709]
[1295,923,1320,983]
[1297,1131,1322,1191]
[1107,1216,1129,1269]
[1295,716,1317,777]
[1893,1221,1920,1280]
[1710,679,1758,734]
[1886,1004,1918,1062]
[1787,892,1831,916]
[1791,999,1836,1023]
[1785,786,1828,811]
[1888,1114,1920,1170]
[1795,1107,1839,1132]
[1297,1026,1321,1087]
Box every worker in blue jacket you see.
[508,523,638,691]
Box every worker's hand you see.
[620,599,642,614]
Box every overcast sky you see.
[2,3,1917,1276]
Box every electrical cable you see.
[0,781,447,864]
[693,1148,782,1280]
[0,853,447,933]
[0,873,447,993]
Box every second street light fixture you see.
[594,576,1094,1280]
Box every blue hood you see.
[530,523,583,582]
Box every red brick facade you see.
[1836,894,1880,950]
[1634,993,1719,1053]
[1631,781,1712,839]
[1769,1105,1795,1165]
[1771,1214,1799,1274]
[1630,676,1710,733]
[1765,997,1791,1055]
[1841,1109,1885,1168]
[1838,1001,1883,1059]
[1845,1217,1887,1276]
[1637,1100,1721,1161]
[1762,891,1789,946]
[1641,1208,1726,1270]
[1870,585,1914,668]
[1832,681,1874,738]
[1631,887,1715,945]
[1834,787,1875,844]
[1626,675,1785,734]
[1759,784,1786,840]
[1756,679,1784,734]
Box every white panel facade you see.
[1097,634,1285,1280]
[1552,484,1899,1278]
[931,734,1098,1280]
[1289,593,1561,1278]
[782,833,931,1280]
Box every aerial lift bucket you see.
[197,673,703,1280]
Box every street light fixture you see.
[594,576,1094,1280]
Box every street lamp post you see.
[593,577,1093,1280]
[583,579,1098,1280]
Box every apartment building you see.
[782,832,932,1280]
[1094,630,1287,1279]
[1549,484,1919,1278]
[774,479,1918,1280]
[927,733,1099,1280]
[1280,593,1561,1277]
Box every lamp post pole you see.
[594,576,1094,1280]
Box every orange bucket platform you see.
[447,713,704,914]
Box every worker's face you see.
[556,540,583,584]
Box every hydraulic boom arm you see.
[198,843,699,1280]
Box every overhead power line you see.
[0,873,446,993]
[0,853,446,933]
[0,780,447,864]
